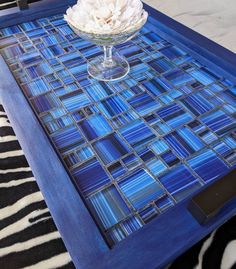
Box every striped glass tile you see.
[78,114,112,141]
[88,185,130,229]
[157,103,193,128]
[92,133,130,165]
[72,158,110,196]
[187,149,229,182]
[1,11,235,245]
[139,205,159,223]
[120,119,155,149]
[60,90,91,112]
[159,165,202,201]
[118,169,165,210]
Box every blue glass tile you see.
[31,92,59,114]
[98,95,129,118]
[0,26,21,36]
[20,21,40,31]
[57,115,73,128]
[84,83,113,101]
[161,150,180,167]
[51,125,84,153]
[122,154,141,170]
[64,152,79,168]
[119,169,165,210]
[119,44,145,60]
[92,133,130,165]
[119,216,143,235]
[88,185,130,229]
[120,119,155,149]
[144,114,159,125]
[180,92,214,116]
[155,196,174,212]
[76,146,94,161]
[26,28,47,38]
[156,103,193,128]
[19,51,43,67]
[45,121,60,134]
[128,92,161,116]
[107,227,126,244]
[198,130,218,144]
[148,57,174,73]
[57,25,74,36]
[1,44,24,59]
[142,32,162,43]
[146,158,167,176]
[108,162,126,179]
[26,62,53,79]
[160,45,186,60]
[213,141,232,158]
[190,68,218,85]
[152,121,172,135]
[42,33,65,46]
[164,127,204,158]
[72,158,110,196]
[224,135,236,149]
[143,77,172,96]
[60,90,91,112]
[150,140,169,155]
[58,51,84,67]
[159,165,201,201]
[22,78,50,97]
[139,206,158,223]
[164,68,194,86]
[138,148,155,162]
[201,110,236,136]
[187,149,229,182]
[78,114,112,141]
[69,62,88,83]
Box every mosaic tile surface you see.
[0,14,236,246]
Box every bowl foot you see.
[87,54,130,82]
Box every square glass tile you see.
[1,12,235,246]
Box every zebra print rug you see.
[0,104,75,269]
[0,102,235,269]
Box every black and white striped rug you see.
[0,103,235,269]
[0,104,75,269]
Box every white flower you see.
[64,0,148,34]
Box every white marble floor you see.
[144,0,236,53]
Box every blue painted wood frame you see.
[0,1,236,268]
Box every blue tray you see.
[0,1,236,268]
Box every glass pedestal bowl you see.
[68,19,147,81]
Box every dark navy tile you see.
[72,158,110,196]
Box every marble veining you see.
[144,0,236,53]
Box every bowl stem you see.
[103,45,114,67]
